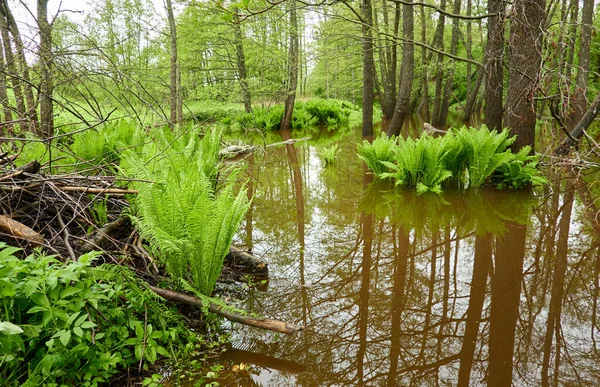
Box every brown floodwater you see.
[177,125,600,386]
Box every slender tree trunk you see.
[431,0,447,128]
[165,0,181,127]
[419,4,429,121]
[0,16,26,132]
[386,0,414,137]
[564,0,579,82]
[484,0,505,131]
[361,0,375,136]
[571,0,594,125]
[280,0,299,131]
[1,0,37,132]
[0,34,12,134]
[438,0,462,128]
[233,14,252,113]
[505,0,546,152]
[463,69,484,122]
[37,0,53,138]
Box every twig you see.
[55,209,76,261]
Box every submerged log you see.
[0,214,45,245]
[148,285,302,334]
[225,246,268,276]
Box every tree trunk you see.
[419,4,429,121]
[483,0,506,131]
[233,14,252,113]
[386,0,414,137]
[462,69,484,122]
[0,33,12,134]
[431,0,447,128]
[361,0,375,136]
[505,0,546,152]
[571,0,594,125]
[437,0,462,128]
[280,0,299,131]
[37,0,53,138]
[0,0,37,132]
[0,15,26,132]
[165,0,181,128]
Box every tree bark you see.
[280,0,299,131]
[462,69,484,122]
[505,0,546,152]
[0,0,37,132]
[483,0,505,131]
[437,0,462,128]
[0,15,26,132]
[361,0,375,136]
[431,0,447,128]
[0,33,12,134]
[386,0,414,137]
[571,0,594,126]
[37,0,53,138]
[165,0,181,128]
[233,13,252,113]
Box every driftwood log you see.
[225,246,268,276]
[554,93,600,156]
[148,285,302,334]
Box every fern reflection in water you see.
[124,128,250,295]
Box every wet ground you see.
[181,125,600,386]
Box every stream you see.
[173,124,600,386]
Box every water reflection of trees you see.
[229,138,600,386]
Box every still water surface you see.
[191,126,600,386]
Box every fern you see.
[124,128,250,295]
[357,134,398,176]
[458,126,516,188]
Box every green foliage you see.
[0,244,196,387]
[359,126,548,193]
[123,128,251,295]
[357,134,399,176]
[495,146,548,189]
[227,99,360,132]
[457,126,515,188]
[319,144,341,165]
[380,135,452,194]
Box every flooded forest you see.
[0,0,600,386]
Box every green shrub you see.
[0,244,196,387]
[495,146,548,189]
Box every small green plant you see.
[357,134,398,176]
[319,144,341,165]
[495,146,548,189]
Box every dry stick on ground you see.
[148,285,303,334]
[554,93,600,156]
[55,209,76,261]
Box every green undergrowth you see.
[319,144,341,165]
[357,126,548,194]
[0,244,201,387]
[223,99,364,132]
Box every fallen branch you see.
[0,214,45,245]
[58,186,138,195]
[554,93,600,156]
[148,285,302,334]
[80,216,127,253]
[225,246,268,276]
